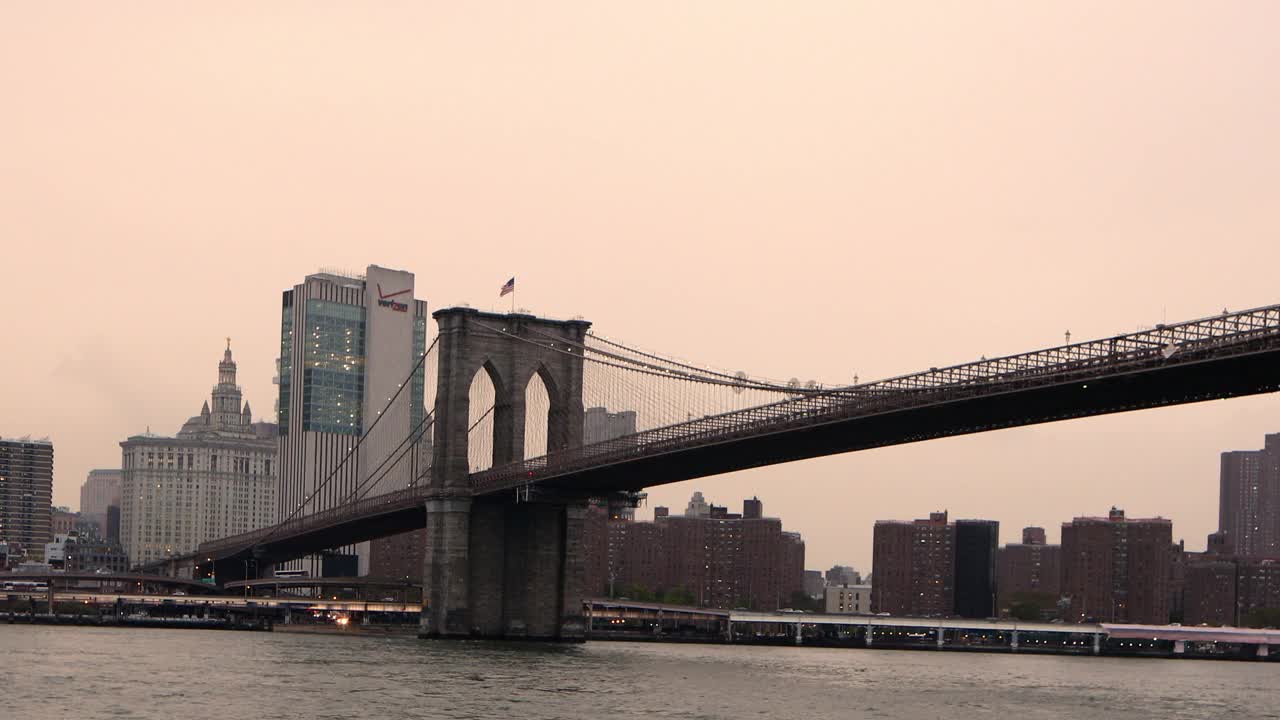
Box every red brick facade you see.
[871,511,956,617]
[584,496,804,610]
[1060,508,1172,624]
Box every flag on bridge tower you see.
[499,277,515,297]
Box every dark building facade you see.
[105,505,121,544]
[1183,555,1238,626]
[1182,535,1280,628]
[1237,558,1280,624]
[954,519,999,619]
[1219,434,1280,558]
[0,438,54,561]
[1022,527,1047,545]
[368,529,428,581]
[1061,508,1172,624]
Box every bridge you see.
[187,303,1280,640]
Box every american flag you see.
[499,277,515,297]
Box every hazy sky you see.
[3,3,1279,571]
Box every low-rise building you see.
[42,532,129,574]
[824,583,872,614]
[65,538,129,574]
[44,533,74,569]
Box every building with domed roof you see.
[119,342,278,568]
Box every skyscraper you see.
[79,469,121,536]
[1219,434,1280,558]
[583,407,637,445]
[0,437,53,561]
[277,266,428,576]
[119,343,278,567]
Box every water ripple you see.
[2,625,1276,720]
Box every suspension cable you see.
[259,335,439,545]
[470,320,845,395]
[585,330,824,390]
[338,411,436,507]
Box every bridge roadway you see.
[194,303,1280,567]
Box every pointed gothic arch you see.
[429,309,591,491]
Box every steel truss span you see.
[471,304,1280,493]
[200,303,1280,564]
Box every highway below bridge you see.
[5,590,1277,660]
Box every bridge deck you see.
[198,304,1280,564]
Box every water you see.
[5,625,1277,719]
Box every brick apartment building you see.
[1060,507,1172,624]
[1182,531,1280,626]
[871,510,996,618]
[584,494,805,610]
[997,526,1062,614]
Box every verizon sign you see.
[377,283,411,312]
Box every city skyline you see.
[5,3,1280,572]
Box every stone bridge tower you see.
[421,308,591,640]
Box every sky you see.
[3,2,1279,572]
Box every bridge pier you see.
[558,504,587,640]
[420,497,474,638]
[420,309,594,641]
[420,498,587,641]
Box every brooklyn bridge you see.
[152,303,1280,640]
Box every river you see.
[4,625,1276,719]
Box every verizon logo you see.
[376,284,410,313]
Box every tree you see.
[1008,601,1042,621]
[788,591,822,613]
[620,584,655,602]
[1005,591,1056,621]
[660,587,696,606]
[1243,608,1280,629]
